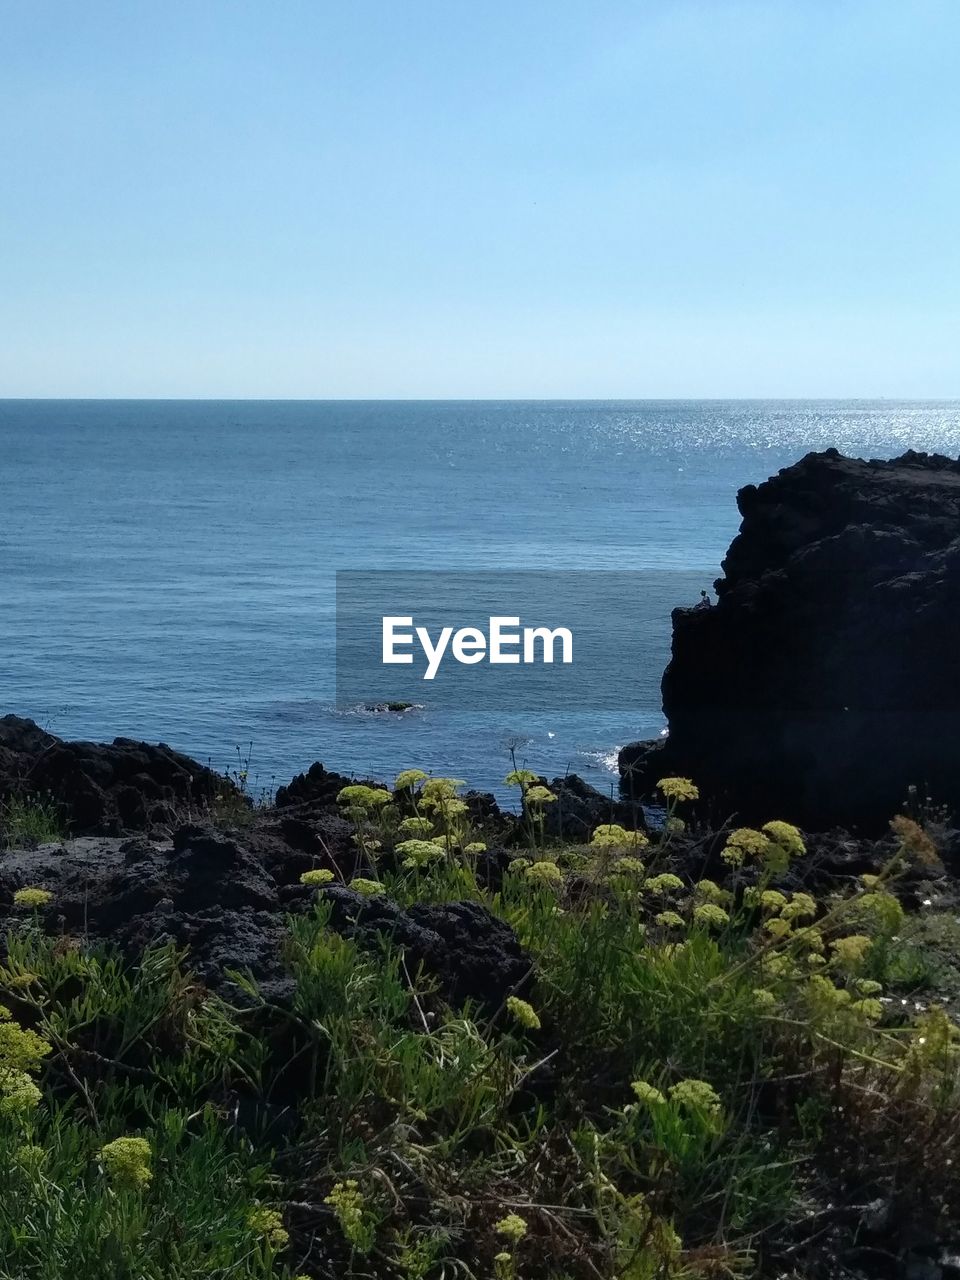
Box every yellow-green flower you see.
[506,996,541,1030]
[394,769,428,791]
[793,926,824,953]
[781,891,817,922]
[646,873,684,895]
[494,1213,528,1243]
[761,821,805,859]
[0,1071,42,1115]
[722,827,772,865]
[763,917,792,940]
[0,1013,52,1073]
[504,769,538,788]
[630,1079,666,1106]
[525,861,563,887]
[464,840,487,854]
[3,971,39,990]
[524,785,556,807]
[851,997,884,1023]
[396,838,446,867]
[247,1205,289,1249]
[421,777,465,803]
[300,868,335,887]
[325,1179,368,1248]
[668,1078,721,1115]
[591,823,649,850]
[847,890,905,934]
[695,879,731,905]
[657,777,699,802]
[12,888,52,910]
[830,934,873,971]
[398,816,434,837]
[613,856,646,876]
[806,974,852,1012]
[693,903,729,928]
[655,910,685,930]
[854,978,883,996]
[337,784,392,810]
[349,877,386,897]
[99,1136,153,1190]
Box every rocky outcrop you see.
[535,774,644,842]
[274,760,364,811]
[0,714,235,835]
[0,826,530,1011]
[620,449,960,831]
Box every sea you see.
[2,400,959,803]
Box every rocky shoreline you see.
[3,447,960,1278]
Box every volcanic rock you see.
[620,449,960,831]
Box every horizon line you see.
[2,395,960,404]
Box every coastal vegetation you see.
[0,766,958,1278]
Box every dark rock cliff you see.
[620,448,960,831]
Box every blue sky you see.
[2,0,959,397]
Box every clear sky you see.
[2,0,959,398]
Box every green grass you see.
[1,776,958,1277]
[0,793,67,849]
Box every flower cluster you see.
[325,1179,370,1250]
[721,827,773,866]
[300,868,335,887]
[506,996,541,1030]
[646,873,684,895]
[693,903,729,929]
[504,769,538,788]
[654,910,685,930]
[349,878,386,897]
[398,816,434,838]
[631,1079,666,1107]
[336,784,392,811]
[830,934,873,972]
[668,1078,722,1115]
[760,820,805,872]
[247,1205,289,1249]
[0,1004,51,1118]
[494,1213,528,1243]
[396,838,446,868]
[591,823,650,850]
[394,769,428,792]
[525,861,563,887]
[12,887,52,910]
[99,1136,153,1190]
[656,777,699,802]
[613,856,646,877]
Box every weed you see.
[0,793,66,849]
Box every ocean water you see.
[2,400,960,802]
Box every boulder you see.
[284,885,531,1011]
[534,773,644,842]
[0,714,237,836]
[620,449,960,832]
[275,760,376,811]
[0,826,531,1011]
